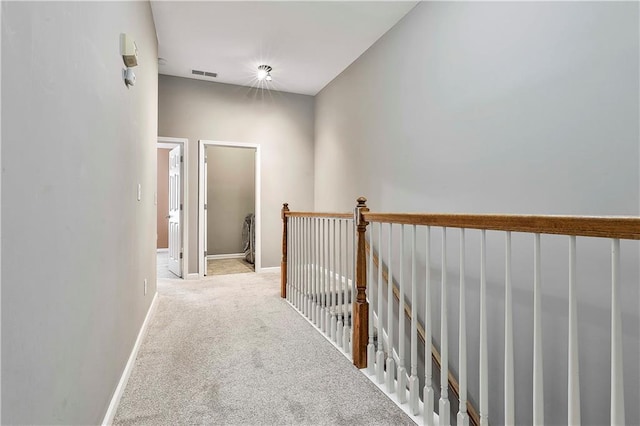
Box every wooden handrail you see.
[363,212,640,240]
[365,240,480,426]
[285,211,353,219]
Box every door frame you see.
[157,137,190,279]
[198,140,261,275]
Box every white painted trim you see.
[186,273,201,280]
[101,292,159,426]
[259,266,280,273]
[198,140,262,275]
[158,137,189,279]
[207,253,244,260]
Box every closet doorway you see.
[198,140,261,276]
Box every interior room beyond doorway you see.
[205,144,256,275]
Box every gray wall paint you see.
[315,2,639,424]
[1,2,158,424]
[159,75,315,271]
[206,146,255,255]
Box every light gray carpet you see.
[156,249,180,279]
[207,258,254,275]
[113,271,414,426]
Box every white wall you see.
[1,2,158,423]
[315,2,639,424]
[159,75,315,271]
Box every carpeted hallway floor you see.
[113,271,414,425]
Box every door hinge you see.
[180,155,184,163]
[204,203,207,210]
[204,251,208,257]
[179,252,183,259]
[180,203,183,210]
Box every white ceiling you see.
[150,1,417,96]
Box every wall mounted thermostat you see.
[120,33,138,67]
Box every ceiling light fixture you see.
[257,64,272,81]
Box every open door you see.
[168,145,183,277]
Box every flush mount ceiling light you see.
[257,64,272,81]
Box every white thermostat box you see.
[120,33,138,67]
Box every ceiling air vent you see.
[191,69,217,78]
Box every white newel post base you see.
[376,351,385,383]
[386,358,396,393]
[367,343,376,375]
[409,375,419,415]
[439,398,450,426]
[320,308,327,333]
[424,386,434,426]
[331,315,337,342]
[397,366,407,404]
[343,326,351,355]
[457,412,469,426]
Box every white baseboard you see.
[258,266,280,273]
[207,253,245,260]
[102,292,159,425]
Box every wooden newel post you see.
[281,203,290,298]
[353,196,370,368]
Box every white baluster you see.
[376,223,385,383]
[567,236,580,425]
[504,232,515,425]
[331,219,338,341]
[610,238,625,426]
[439,227,450,426]
[533,233,544,425]
[479,230,489,426]
[351,219,356,354]
[329,218,335,337]
[409,224,419,414]
[300,217,304,311]
[337,219,344,348]
[367,224,376,375]
[311,218,317,322]
[342,219,350,353]
[398,224,407,404]
[287,219,291,303]
[297,217,301,310]
[292,217,297,306]
[316,217,322,327]
[386,223,396,393]
[303,218,308,316]
[424,226,434,426]
[457,229,469,426]
[320,218,326,332]
[307,217,313,318]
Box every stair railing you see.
[281,205,356,352]
[282,198,640,425]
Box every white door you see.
[203,149,208,276]
[168,146,182,277]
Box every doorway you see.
[157,137,190,279]
[198,140,261,275]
